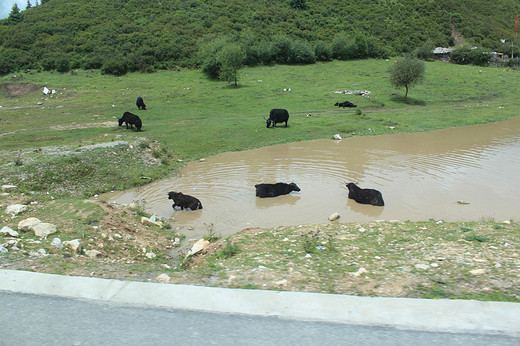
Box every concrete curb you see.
[1,269,519,336]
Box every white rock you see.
[38,248,47,255]
[32,223,57,237]
[18,217,42,231]
[63,239,82,253]
[51,238,63,249]
[328,212,340,221]
[415,264,430,270]
[0,245,8,253]
[1,185,17,192]
[6,204,27,215]
[84,249,103,258]
[146,252,157,259]
[352,267,368,276]
[470,269,486,276]
[156,273,171,283]
[0,226,18,237]
[187,239,210,257]
[141,216,163,228]
[275,279,288,286]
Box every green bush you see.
[101,57,128,76]
[314,40,333,61]
[56,56,70,73]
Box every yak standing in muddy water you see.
[255,182,300,198]
[168,191,203,210]
[346,182,384,206]
[118,112,142,132]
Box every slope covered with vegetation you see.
[1,0,520,75]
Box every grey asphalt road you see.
[1,291,518,346]
[0,269,519,345]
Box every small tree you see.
[217,43,245,86]
[7,4,23,25]
[389,56,425,100]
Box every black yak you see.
[346,182,384,206]
[136,96,147,110]
[265,109,289,128]
[335,101,357,108]
[255,182,300,198]
[118,112,142,131]
[168,191,203,210]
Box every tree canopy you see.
[389,57,426,100]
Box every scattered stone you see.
[415,264,430,270]
[63,239,82,253]
[328,212,340,221]
[1,185,17,192]
[187,239,210,257]
[18,217,42,231]
[141,216,163,228]
[32,223,57,237]
[503,220,511,224]
[84,249,103,258]
[0,226,18,237]
[333,134,342,140]
[156,273,171,283]
[37,248,47,255]
[51,238,63,249]
[0,245,8,253]
[6,204,27,215]
[275,279,288,287]
[457,200,470,205]
[470,269,486,276]
[352,267,368,276]
[146,252,157,259]
[430,263,439,268]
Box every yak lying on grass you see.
[346,182,384,206]
[118,112,142,132]
[255,182,300,198]
[335,101,357,108]
[168,191,203,210]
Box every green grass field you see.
[1,59,519,197]
[1,60,519,301]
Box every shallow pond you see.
[106,117,520,239]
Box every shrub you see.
[314,40,333,61]
[101,57,128,76]
[332,33,357,60]
[56,56,70,73]
[291,40,315,64]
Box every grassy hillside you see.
[1,0,520,75]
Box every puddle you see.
[104,117,520,239]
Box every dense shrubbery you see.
[0,0,519,75]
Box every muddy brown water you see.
[105,117,520,239]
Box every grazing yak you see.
[346,182,384,206]
[118,112,142,132]
[265,109,289,128]
[136,96,147,110]
[255,182,300,198]
[335,101,357,108]
[168,191,203,210]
